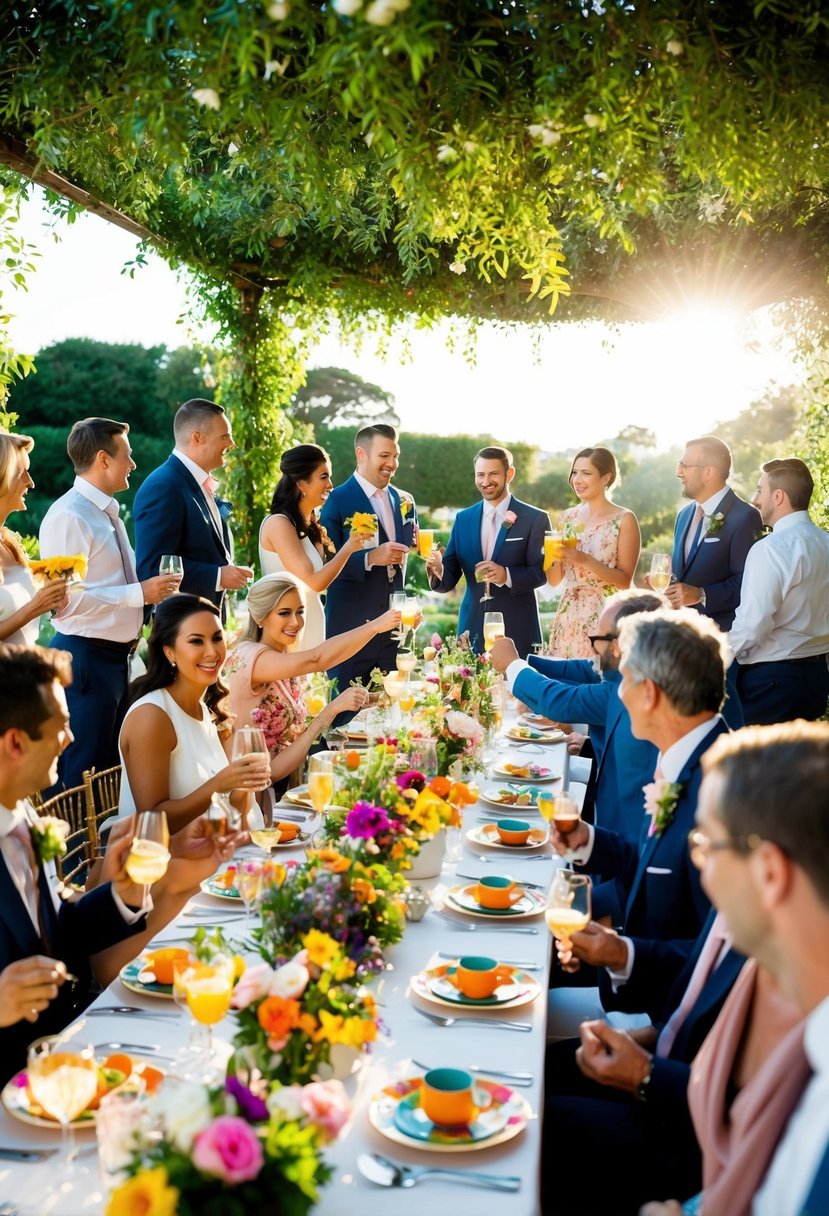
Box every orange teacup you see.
[421,1068,490,1126]
[495,818,531,846]
[475,875,524,910]
[449,955,514,1000]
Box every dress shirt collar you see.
[772,510,810,534]
[173,448,213,489]
[658,714,721,783]
[354,470,394,503]
[697,487,729,518]
[484,493,512,521]
[804,994,829,1075]
[72,475,118,514]
[0,800,28,837]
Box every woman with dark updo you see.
[259,444,364,648]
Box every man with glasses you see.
[666,435,761,631]
[490,590,661,838]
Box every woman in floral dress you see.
[226,572,399,792]
[546,447,641,658]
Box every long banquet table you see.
[0,732,581,1216]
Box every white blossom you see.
[436,144,457,163]
[583,112,601,129]
[666,39,684,56]
[192,88,221,111]
[333,0,363,13]
[365,1,397,25]
[149,1081,212,1152]
[227,141,239,156]
[540,128,561,146]
[268,1084,305,1121]
[267,1,290,18]
[449,261,467,275]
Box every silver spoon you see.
[358,1152,521,1192]
[433,912,539,935]
[411,1057,533,1086]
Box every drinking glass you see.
[545,870,592,950]
[551,790,582,863]
[97,1089,148,1195]
[409,737,438,777]
[236,857,266,929]
[182,954,234,1076]
[476,565,493,603]
[125,810,170,902]
[417,529,435,559]
[159,553,184,590]
[649,553,672,591]
[172,957,203,1073]
[232,724,268,762]
[247,788,281,856]
[307,751,335,814]
[543,531,563,571]
[401,595,419,644]
[482,611,505,654]
[27,1035,99,1186]
[389,591,407,641]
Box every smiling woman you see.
[116,595,271,832]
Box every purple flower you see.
[396,769,426,792]
[345,802,392,838]
[226,1074,270,1123]
[458,666,473,678]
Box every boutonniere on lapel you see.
[501,509,518,532]
[215,496,233,522]
[29,815,69,865]
[398,493,414,520]
[642,779,683,837]
[705,511,725,535]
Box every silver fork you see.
[434,912,538,935]
[414,1006,532,1032]
[411,1057,533,1086]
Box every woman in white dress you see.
[118,595,271,831]
[259,444,365,648]
[0,431,67,644]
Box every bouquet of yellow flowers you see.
[343,511,378,541]
[29,553,88,583]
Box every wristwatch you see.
[697,588,707,608]
[634,1060,653,1102]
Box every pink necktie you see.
[684,503,705,560]
[656,912,731,1058]
[484,509,499,560]
[374,488,396,541]
[9,819,44,934]
[104,501,137,582]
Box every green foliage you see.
[292,366,399,433]
[0,184,37,415]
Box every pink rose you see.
[503,510,517,527]
[445,710,483,745]
[299,1080,351,1141]
[231,963,274,1010]
[192,1115,264,1184]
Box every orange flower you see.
[257,995,301,1040]
[308,846,350,874]
[429,775,451,798]
[448,781,477,807]
[344,750,362,770]
[352,878,377,905]
[298,1012,319,1036]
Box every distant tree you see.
[714,384,804,492]
[601,426,658,478]
[292,367,400,433]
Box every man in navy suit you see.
[134,399,253,612]
[320,423,415,691]
[0,645,150,1083]
[666,434,761,631]
[491,589,662,839]
[426,446,547,655]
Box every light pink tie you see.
[684,503,705,561]
[656,912,731,1058]
[374,488,396,541]
[484,509,499,560]
[9,818,42,931]
[104,501,138,582]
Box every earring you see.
[169,659,177,672]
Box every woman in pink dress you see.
[546,446,641,658]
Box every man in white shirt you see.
[39,418,179,789]
[641,719,829,1216]
[133,399,253,614]
[730,458,829,724]
[425,445,548,655]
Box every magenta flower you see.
[192,1115,264,1184]
[396,769,426,792]
[345,802,392,838]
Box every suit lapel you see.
[168,457,231,561]
[466,501,486,564]
[681,489,736,579]
[0,848,43,957]
[491,497,520,564]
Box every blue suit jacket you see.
[801,1140,829,1215]
[134,456,233,608]
[0,846,145,1083]
[515,656,658,839]
[672,487,762,630]
[581,718,728,1015]
[320,475,417,688]
[430,497,547,656]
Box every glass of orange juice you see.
[183,954,234,1073]
[544,531,563,571]
[417,529,435,559]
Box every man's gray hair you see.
[618,608,730,715]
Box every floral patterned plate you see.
[119,957,175,1000]
[410,963,541,1010]
[466,823,549,851]
[505,726,566,744]
[445,884,546,919]
[369,1076,530,1152]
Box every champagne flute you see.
[396,647,416,711]
[389,591,407,642]
[307,751,335,815]
[545,870,592,952]
[482,610,505,654]
[125,810,170,902]
[236,857,266,930]
[27,1035,99,1187]
[551,790,582,863]
[159,553,184,590]
[401,595,419,645]
[182,953,234,1077]
[649,553,673,591]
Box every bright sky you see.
[5,191,805,453]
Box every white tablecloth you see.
[0,733,580,1215]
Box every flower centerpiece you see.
[231,938,380,1084]
[105,1072,347,1216]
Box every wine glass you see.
[389,591,407,642]
[236,857,266,930]
[649,553,673,591]
[401,595,419,645]
[307,751,335,815]
[409,737,438,777]
[550,790,582,863]
[125,810,170,902]
[172,957,204,1074]
[247,788,280,857]
[182,953,234,1077]
[233,724,268,763]
[27,1035,99,1189]
[545,870,592,952]
[476,564,494,603]
[482,611,505,654]
[159,553,184,590]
